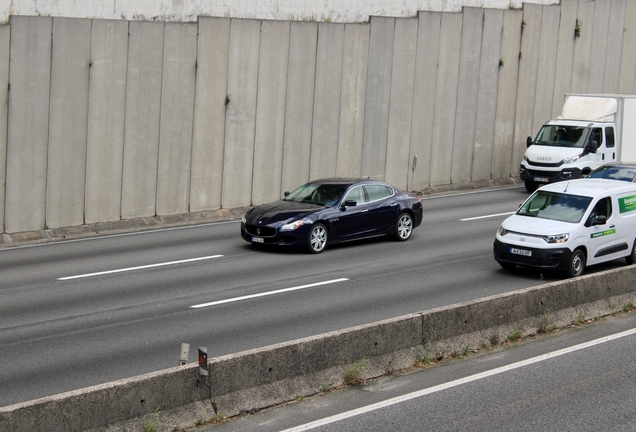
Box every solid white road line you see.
[190,278,350,309]
[460,211,515,221]
[57,255,224,280]
[283,327,636,431]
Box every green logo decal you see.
[619,195,636,213]
[591,228,616,238]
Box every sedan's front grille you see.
[245,224,277,237]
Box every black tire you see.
[499,261,516,270]
[307,223,328,254]
[567,249,586,278]
[626,240,636,265]
[394,212,413,241]
[524,181,538,193]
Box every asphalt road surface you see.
[0,186,629,407]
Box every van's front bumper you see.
[519,164,583,183]
[493,239,572,271]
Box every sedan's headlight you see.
[543,233,569,244]
[281,219,309,231]
[497,225,508,236]
[561,154,580,164]
[241,214,247,224]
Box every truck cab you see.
[519,120,616,192]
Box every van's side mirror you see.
[591,215,607,226]
[526,136,533,148]
[588,140,599,153]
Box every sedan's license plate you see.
[251,237,264,243]
[510,248,531,256]
[534,177,549,183]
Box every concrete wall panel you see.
[551,0,577,118]
[361,17,395,180]
[604,0,626,92]
[409,11,441,190]
[46,18,91,229]
[190,17,230,212]
[335,23,369,179]
[491,9,522,179]
[452,8,483,184]
[281,22,317,192]
[121,21,164,219]
[5,16,52,233]
[586,0,610,93]
[310,23,345,180]
[221,19,261,209]
[85,20,128,225]
[472,8,503,182]
[156,23,197,215]
[429,13,462,186]
[385,18,418,190]
[0,25,8,231]
[511,4,542,176]
[532,6,560,131]
[252,20,290,204]
[618,0,636,93]
[571,1,594,93]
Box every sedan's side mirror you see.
[526,136,533,148]
[284,191,290,197]
[343,200,357,208]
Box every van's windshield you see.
[518,191,592,223]
[534,125,589,148]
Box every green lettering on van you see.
[591,228,616,239]
[619,194,636,213]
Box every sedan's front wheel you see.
[395,213,413,241]
[307,223,328,254]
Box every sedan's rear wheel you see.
[395,213,413,241]
[307,223,328,254]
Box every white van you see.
[494,178,636,277]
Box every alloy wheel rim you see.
[311,227,326,251]
[398,216,412,239]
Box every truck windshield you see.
[534,125,589,148]
[518,190,592,223]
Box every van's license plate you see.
[534,177,549,183]
[251,237,264,243]
[510,248,532,256]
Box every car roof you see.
[538,178,636,197]
[309,177,388,187]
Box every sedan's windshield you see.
[284,184,347,206]
[534,125,588,148]
[587,165,636,182]
[518,190,592,223]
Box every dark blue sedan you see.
[240,178,423,253]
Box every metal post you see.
[179,343,190,366]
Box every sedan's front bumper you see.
[241,222,307,248]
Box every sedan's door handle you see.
[390,203,397,207]
[361,209,368,212]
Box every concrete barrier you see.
[2,264,636,431]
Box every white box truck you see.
[519,94,636,192]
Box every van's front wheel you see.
[626,240,636,265]
[524,181,538,193]
[567,249,586,278]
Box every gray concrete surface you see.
[2,3,636,236]
[85,20,128,225]
[156,23,197,216]
[46,17,91,229]
[2,251,634,432]
[121,21,164,219]
[190,17,229,213]
[5,16,51,233]
[0,25,8,233]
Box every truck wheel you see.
[524,181,538,193]
[567,249,586,278]
[626,240,636,265]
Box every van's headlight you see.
[523,153,529,162]
[281,219,309,231]
[543,233,569,243]
[561,154,580,164]
[497,226,508,236]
